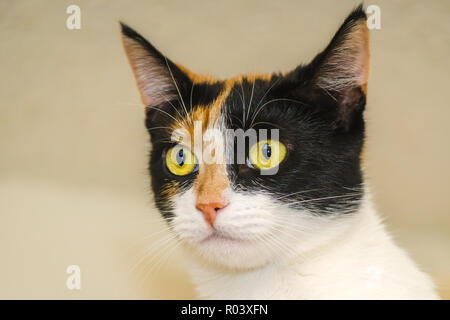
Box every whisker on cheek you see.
[140,237,184,284]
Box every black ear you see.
[121,23,192,110]
[289,5,370,132]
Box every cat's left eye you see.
[247,140,287,170]
[165,145,198,176]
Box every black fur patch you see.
[122,5,368,217]
[224,75,364,214]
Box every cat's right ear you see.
[120,23,191,109]
[282,5,370,132]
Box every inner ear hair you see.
[302,5,370,132]
[313,5,370,95]
[121,23,181,107]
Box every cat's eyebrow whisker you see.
[246,79,256,126]
[189,82,196,125]
[164,56,192,125]
[229,114,244,128]
[154,91,185,120]
[189,83,195,112]
[250,98,308,128]
[146,126,174,132]
[231,86,246,127]
[151,105,184,128]
[239,81,247,128]
[151,138,175,144]
[250,121,282,129]
[117,95,184,128]
[253,77,280,117]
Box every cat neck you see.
[186,194,438,299]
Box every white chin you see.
[191,236,276,270]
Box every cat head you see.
[122,5,369,270]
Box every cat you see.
[121,5,439,299]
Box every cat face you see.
[122,6,369,269]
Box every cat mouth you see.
[200,232,246,244]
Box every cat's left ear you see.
[288,5,370,131]
[120,23,192,110]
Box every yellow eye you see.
[165,145,197,176]
[248,140,287,170]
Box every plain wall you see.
[1,0,449,298]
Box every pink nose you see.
[196,200,229,227]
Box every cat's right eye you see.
[165,145,198,176]
[248,140,287,170]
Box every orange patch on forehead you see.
[170,73,273,135]
[168,73,276,160]
[169,73,274,204]
[170,79,231,142]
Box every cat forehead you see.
[170,72,277,135]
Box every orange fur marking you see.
[160,181,180,200]
[358,20,370,95]
[168,73,275,210]
[171,73,273,137]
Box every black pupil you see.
[176,149,185,166]
[262,143,271,159]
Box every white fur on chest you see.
[186,196,439,300]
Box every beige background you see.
[1,0,449,299]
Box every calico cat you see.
[121,5,438,299]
